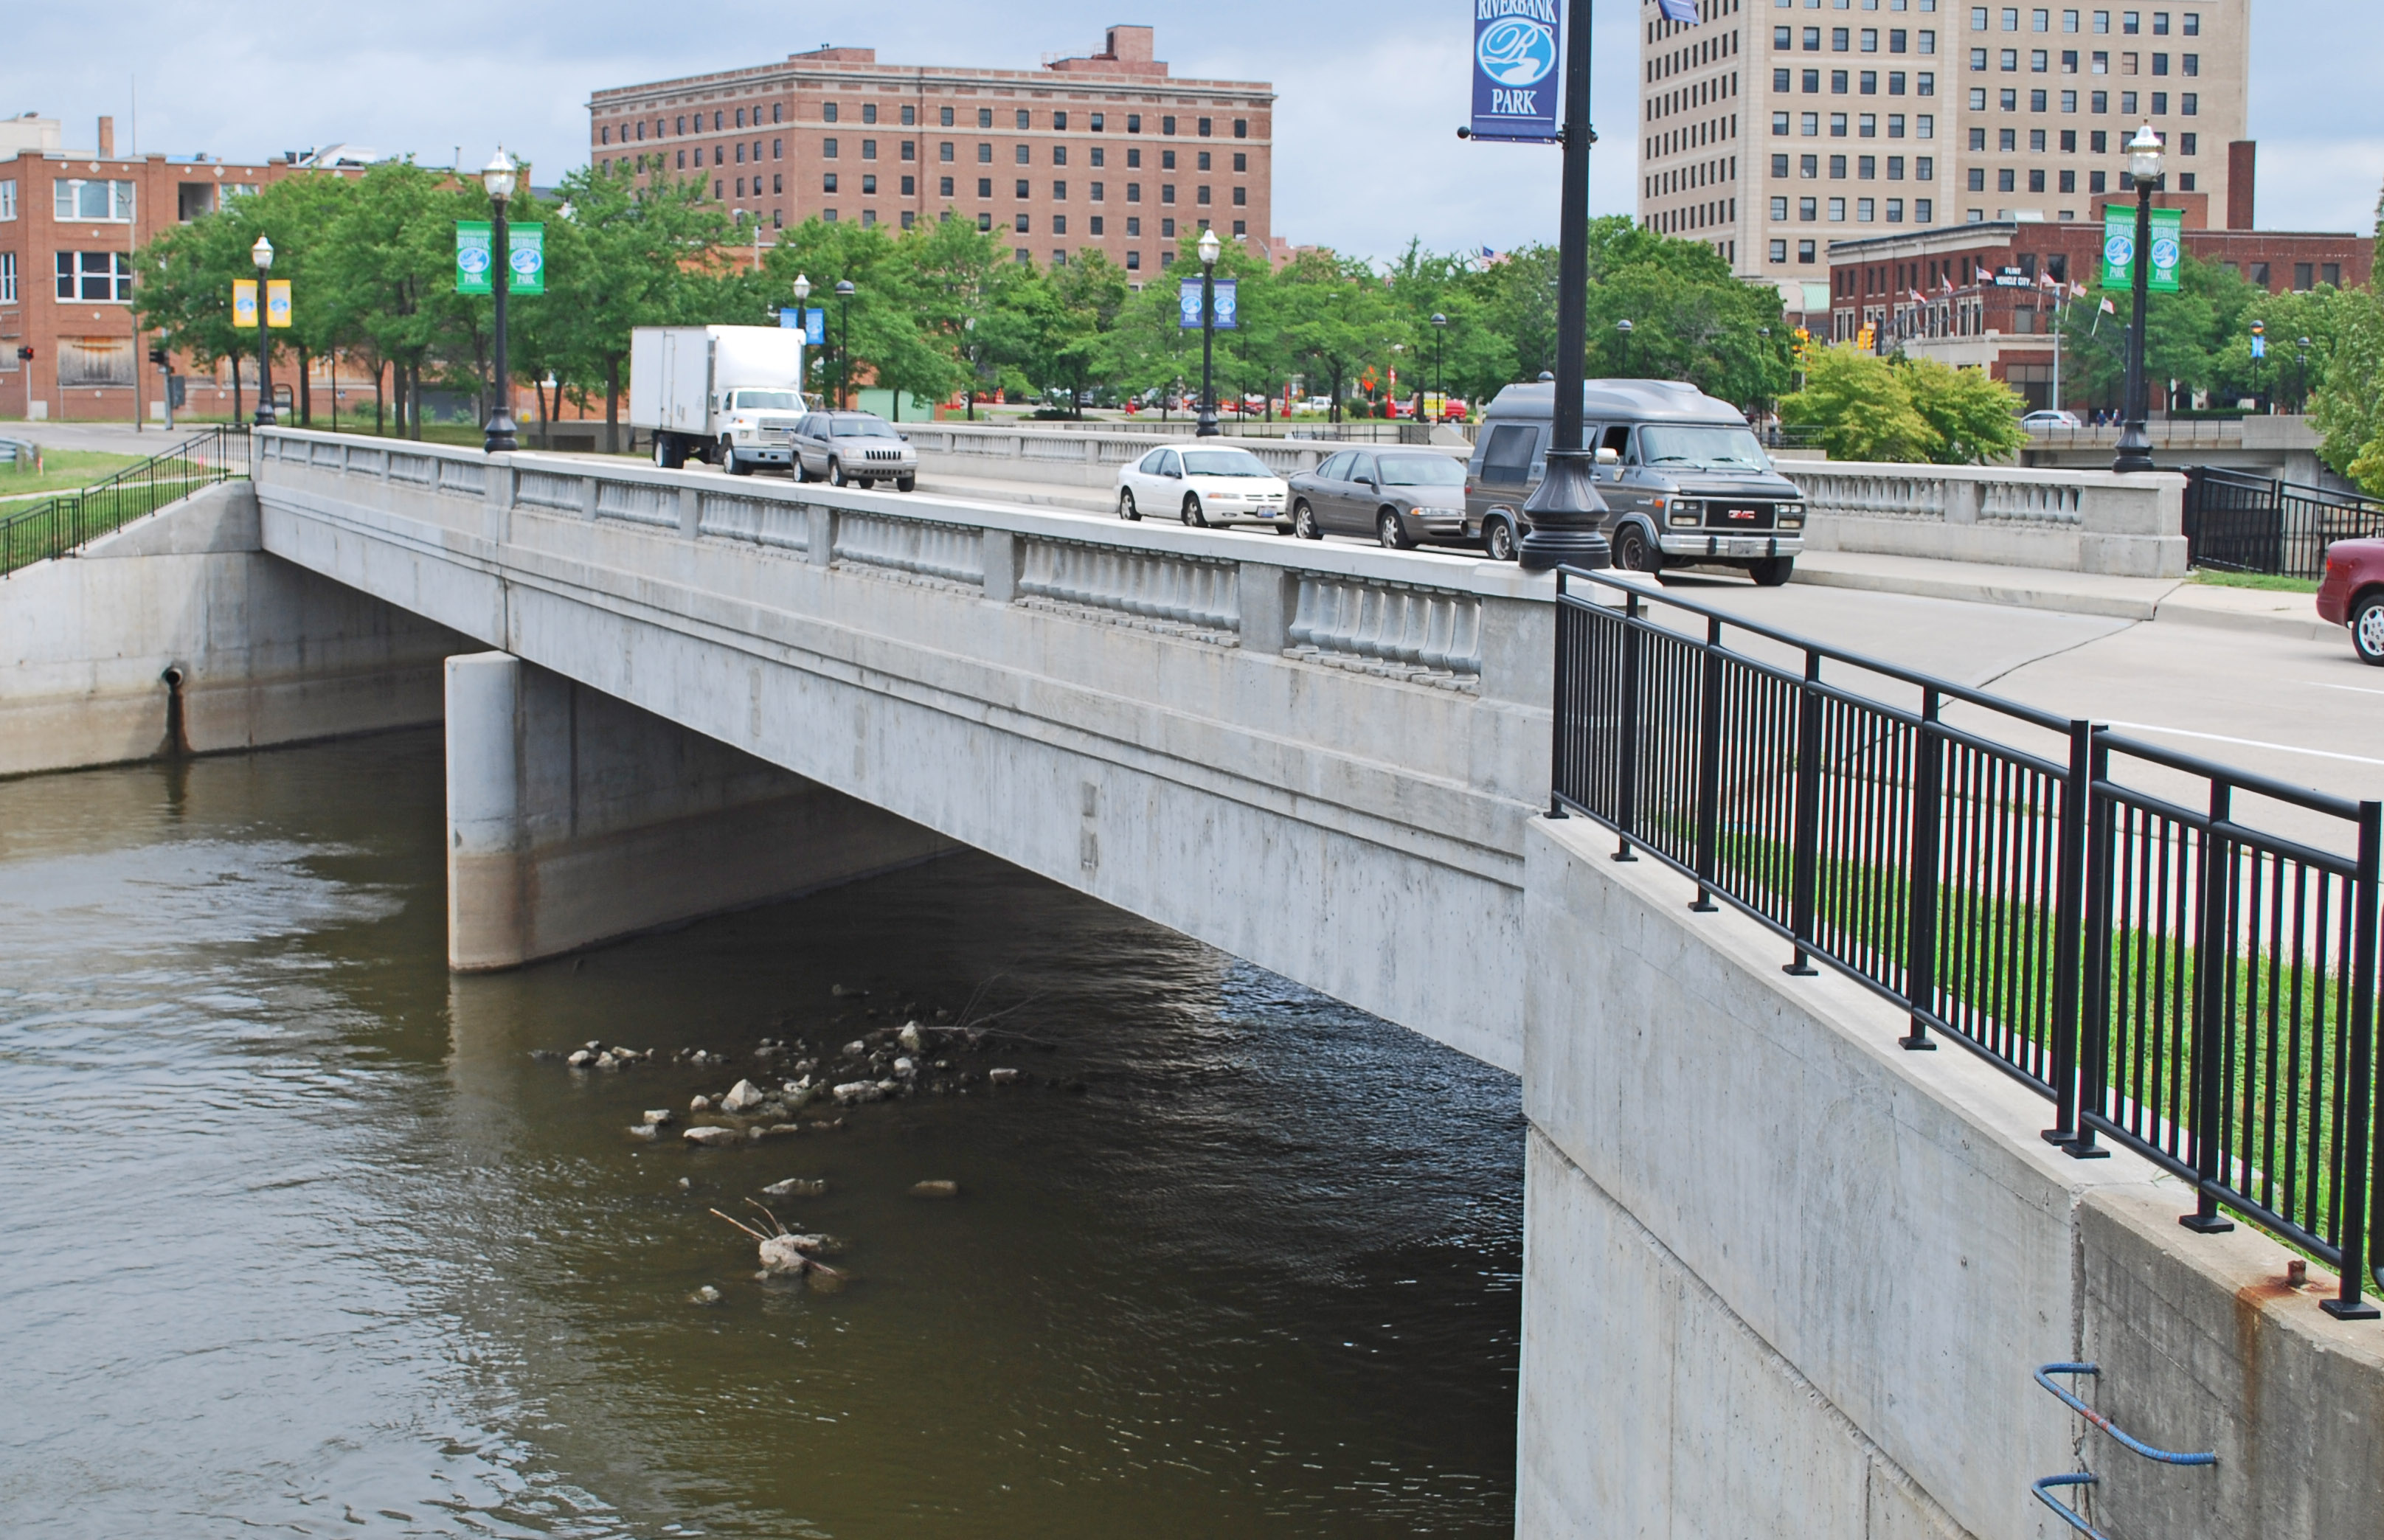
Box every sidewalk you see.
[1789,549,2337,642]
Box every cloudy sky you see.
[7,0,2376,261]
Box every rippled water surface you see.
[0,732,1523,1537]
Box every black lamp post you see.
[2295,336,2312,414]
[1430,312,1447,418]
[791,271,812,402]
[481,149,519,454]
[250,235,276,426]
[834,279,855,409]
[2113,124,2163,474]
[1615,316,1635,377]
[1196,226,1222,437]
[1516,0,1612,574]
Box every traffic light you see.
[149,347,170,368]
[13,346,29,362]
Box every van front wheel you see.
[1750,556,1795,588]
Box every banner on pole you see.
[1469,0,1562,144]
[507,223,546,295]
[456,222,545,295]
[266,279,291,327]
[2100,205,2182,294]
[1177,278,1238,330]
[232,279,257,327]
[1214,278,1237,330]
[457,222,492,294]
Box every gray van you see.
[1466,379,1806,583]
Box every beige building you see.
[1634,0,2250,308]
[586,25,1273,280]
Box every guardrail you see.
[2184,466,2384,580]
[1,426,250,578]
[252,429,1532,698]
[1781,459,2189,577]
[1551,568,2382,1317]
[898,420,1469,490]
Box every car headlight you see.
[1668,500,1701,527]
[1776,504,1805,529]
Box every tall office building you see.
[1635,0,2250,311]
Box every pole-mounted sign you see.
[1177,278,1238,330]
[456,222,546,295]
[2100,205,2181,294]
[1469,0,1563,143]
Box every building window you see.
[1054,111,1069,131]
[862,174,877,195]
[1196,185,1211,205]
[2090,170,2107,192]
[2028,168,2046,191]
[1127,183,1141,202]
[1053,215,1067,235]
[1162,218,1177,238]
[1198,117,1213,136]
[1232,186,1247,207]
[940,176,954,197]
[823,173,838,193]
[978,143,993,164]
[823,103,838,124]
[1016,109,1030,130]
[1161,252,1175,268]
[1126,250,1141,270]
[1162,116,1177,134]
[1802,153,1820,177]
[1800,195,1818,218]
[1999,167,2017,190]
[1089,215,1104,235]
[2059,169,2075,191]
[2180,131,2197,155]
[1127,114,1142,133]
[1015,212,1030,232]
[1772,195,1790,218]
[2176,171,2194,191]
[1090,181,1105,202]
[1053,145,1069,167]
[1857,198,1876,221]
[0,251,14,304]
[1831,153,1848,177]
[1799,239,1818,262]
[824,138,838,159]
[2180,91,2197,114]
[1126,216,1141,236]
[978,178,992,198]
[901,141,915,162]
[1916,198,1933,222]
[1771,238,1789,262]
[1969,167,1986,190]
[53,178,136,221]
[1831,114,1849,136]
[0,179,14,221]
[941,107,955,127]
[1014,144,1030,164]
[862,139,877,160]
[1858,155,1877,178]
[1161,184,1176,204]
[977,212,992,231]
[1887,198,1905,222]
[1016,179,1030,198]
[979,109,994,128]
[54,250,134,302]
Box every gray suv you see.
[791,412,918,491]
[1466,380,1806,583]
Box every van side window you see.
[1599,424,1634,462]
[1480,423,1539,483]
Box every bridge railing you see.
[1780,459,2189,577]
[1,425,251,578]
[251,429,1545,703]
[1552,566,2382,1318]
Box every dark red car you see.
[2317,537,2384,666]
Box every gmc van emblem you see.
[1725,507,1757,520]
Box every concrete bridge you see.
[5,427,2377,1538]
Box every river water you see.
[0,730,1523,1538]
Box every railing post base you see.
[1899,1030,1938,1052]
[1688,887,1717,913]
[2320,1297,2380,1322]
[2178,1211,2237,1235]
[1783,950,1818,978]
[1612,837,1638,864]
[2062,1134,2111,1160]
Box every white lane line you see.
[2103,721,2384,769]
[2309,681,2384,698]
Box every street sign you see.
[456,222,545,295]
[1469,0,1562,144]
[266,280,292,328]
[232,279,257,327]
[2100,206,2182,294]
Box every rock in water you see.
[627,1124,659,1141]
[898,1022,924,1053]
[831,983,867,998]
[893,1056,916,1077]
[721,1079,766,1114]
[689,1095,712,1113]
[763,1177,826,1199]
[988,1067,1022,1086]
[642,1109,673,1126]
[832,1081,884,1105]
[566,1050,593,1068]
[757,1234,813,1276]
[690,1285,722,1305]
[909,1179,960,1199]
[841,1039,867,1058]
[683,1126,742,1148]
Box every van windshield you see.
[1637,424,1771,471]
[731,390,802,410]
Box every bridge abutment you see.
[443,651,954,971]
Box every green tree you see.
[1779,345,1938,461]
[2312,287,2384,493]
[1902,356,2029,463]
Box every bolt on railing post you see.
[2045,719,2093,1140]
[2181,780,2239,1235]
[1614,589,1643,863]
[2070,730,2116,1159]
[1785,648,1823,977]
[2325,801,2383,1319]
[1548,569,1570,820]
[1691,614,1723,912]
[1902,688,1944,1049]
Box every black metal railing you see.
[0,426,251,579]
[1553,569,2382,1317]
[2183,466,2384,580]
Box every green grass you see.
[0,450,147,500]
[2190,569,2321,593]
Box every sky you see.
[5,0,2377,263]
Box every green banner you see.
[455,221,545,296]
[2100,205,2183,295]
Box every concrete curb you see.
[1792,558,2343,643]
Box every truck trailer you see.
[628,325,809,474]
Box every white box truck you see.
[628,325,808,474]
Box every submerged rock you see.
[642,1109,673,1126]
[841,1039,867,1058]
[567,1050,594,1069]
[762,1177,827,1199]
[830,983,867,998]
[683,1125,742,1148]
[690,1285,722,1305]
[898,1022,924,1054]
[988,1067,1022,1086]
[690,1095,712,1113]
[627,1124,659,1141]
[909,1179,960,1199]
[832,1081,884,1106]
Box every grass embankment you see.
[2189,569,2321,594]
[0,450,148,501]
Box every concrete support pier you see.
[444,652,954,971]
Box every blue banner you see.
[1469,0,1562,144]
[1177,277,1239,329]
[1214,278,1238,330]
[1656,0,1701,24]
[779,307,828,342]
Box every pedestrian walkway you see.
[1791,549,2335,642]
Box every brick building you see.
[586,25,1274,281]
[0,114,367,423]
[1820,212,2372,408]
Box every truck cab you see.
[1466,379,1806,584]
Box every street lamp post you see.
[1517,0,1612,573]
[481,150,519,454]
[2296,336,2312,414]
[1430,312,1448,421]
[1196,226,1222,438]
[2113,124,2163,474]
[834,280,855,409]
[791,272,812,402]
[250,235,276,426]
[1615,317,1634,377]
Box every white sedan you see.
[1115,443,1292,532]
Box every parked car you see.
[1286,448,1474,549]
[2316,536,2384,665]
[1115,443,1292,530]
[2020,409,2084,431]
[790,411,918,490]
[1465,379,1806,580]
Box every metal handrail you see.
[1550,565,2384,1317]
[0,425,251,578]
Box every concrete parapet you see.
[1789,461,2189,578]
[444,651,954,971]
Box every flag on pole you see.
[2098,295,2116,313]
[1975,266,1995,285]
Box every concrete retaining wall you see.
[1520,813,2383,1539]
[0,480,466,777]
[1789,461,2189,577]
